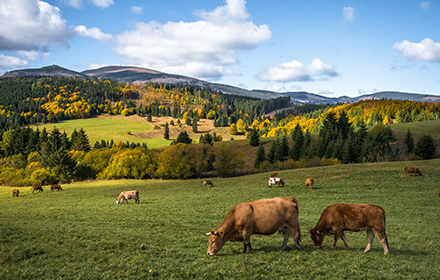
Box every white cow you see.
[268,177,285,187]
[116,190,139,204]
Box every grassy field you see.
[1,159,439,279]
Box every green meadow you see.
[1,159,439,279]
[37,117,170,149]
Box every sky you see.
[0,0,439,98]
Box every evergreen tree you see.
[337,111,350,140]
[185,117,192,126]
[48,127,63,153]
[26,128,39,154]
[46,148,77,182]
[249,129,260,146]
[404,129,414,154]
[61,131,70,150]
[71,128,91,152]
[267,140,278,163]
[173,131,192,144]
[279,135,289,158]
[203,133,214,145]
[290,124,304,161]
[254,144,266,169]
[342,131,357,163]
[192,118,198,133]
[164,122,170,140]
[414,135,437,160]
[147,114,152,122]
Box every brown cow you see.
[203,179,214,187]
[32,185,43,193]
[12,189,19,197]
[204,197,301,255]
[308,203,389,254]
[405,167,422,176]
[116,190,139,204]
[270,172,278,178]
[51,184,63,191]
[305,178,314,189]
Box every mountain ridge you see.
[2,64,440,103]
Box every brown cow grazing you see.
[305,178,314,189]
[270,172,278,178]
[405,167,422,176]
[204,197,301,255]
[32,185,43,193]
[203,179,214,187]
[12,189,19,197]
[268,177,285,187]
[308,203,389,254]
[50,184,63,191]
[116,190,139,204]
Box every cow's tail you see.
[290,197,301,243]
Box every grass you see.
[1,159,440,279]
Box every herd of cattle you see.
[10,166,433,256]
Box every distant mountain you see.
[253,90,440,104]
[2,65,440,103]
[1,65,86,79]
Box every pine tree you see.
[71,128,91,152]
[404,129,414,154]
[267,140,278,163]
[290,124,304,161]
[173,131,192,144]
[254,144,266,169]
[279,135,289,159]
[48,127,63,153]
[249,129,260,146]
[164,122,170,140]
[414,134,437,160]
[192,118,198,133]
[46,148,77,182]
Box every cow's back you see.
[321,204,385,231]
[249,197,299,234]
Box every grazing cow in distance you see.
[51,184,63,191]
[12,189,19,197]
[116,190,139,204]
[270,172,278,178]
[203,179,214,187]
[32,185,43,193]
[305,178,314,189]
[268,177,285,187]
[204,197,301,255]
[405,167,422,176]
[308,203,389,254]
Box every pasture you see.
[1,159,439,279]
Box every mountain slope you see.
[1,65,86,79]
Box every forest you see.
[0,76,439,186]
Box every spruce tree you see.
[71,128,91,152]
[254,144,266,169]
[267,140,278,163]
[290,124,304,161]
[192,118,198,133]
[249,129,260,146]
[279,135,289,158]
[404,129,414,154]
[48,127,63,153]
[164,122,170,140]
[414,134,437,159]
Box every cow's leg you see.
[332,232,340,249]
[373,230,389,255]
[339,231,349,249]
[281,229,290,251]
[242,230,252,253]
[242,242,252,253]
[364,229,375,252]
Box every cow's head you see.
[308,229,325,247]
[204,230,226,256]
[116,199,120,204]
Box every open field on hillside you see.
[36,114,246,149]
[1,160,439,279]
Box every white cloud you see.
[63,0,113,8]
[131,6,143,14]
[419,1,430,10]
[265,84,286,92]
[18,50,39,60]
[258,59,339,83]
[89,63,108,69]
[0,54,28,72]
[393,38,440,62]
[0,0,73,51]
[115,0,271,80]
[74,25,112,42]
[343,6,355,22]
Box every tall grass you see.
[1,159,439,279]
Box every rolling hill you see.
[2,64,440,103]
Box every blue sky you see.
[0,0,439,97]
